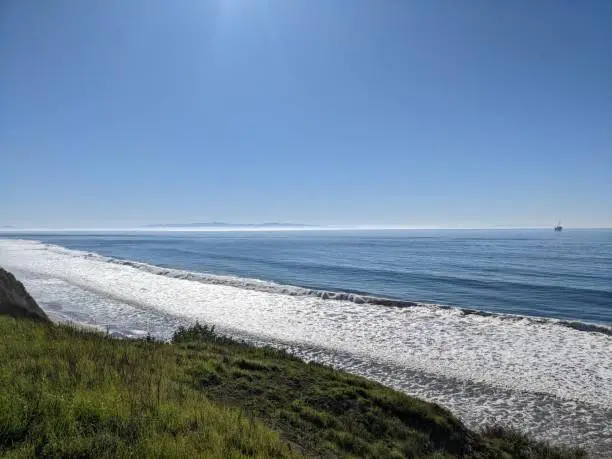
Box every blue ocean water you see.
[4,229,610,324]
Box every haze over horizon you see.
[2,1,611,228]
[1,222,610,231]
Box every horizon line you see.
[1,225,611,232]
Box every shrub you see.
[171,321,219,343]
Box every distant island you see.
[141,222,318,229]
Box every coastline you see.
[1,235,610,455]
[0,312,588,458]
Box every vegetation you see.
[0,317,585,458]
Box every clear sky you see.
[1,1,611,228]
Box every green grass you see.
[0,317,585,458]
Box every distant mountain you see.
[0,225,14,229]
[141,222,317,229]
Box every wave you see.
[18,239,612,336]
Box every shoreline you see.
[3,238,610,332]
[1,237,610,455]
[0,314,589,458]
[34,308,612,457]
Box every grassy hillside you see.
[0,317,585,458]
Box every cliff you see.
[0,267,49,322]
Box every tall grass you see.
[0,317,586,458]
[0,318,296,458]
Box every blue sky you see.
[1,1,611,228]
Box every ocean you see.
[0,229,610,454]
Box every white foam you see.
[22,240,612,336]
[1,238,610,406]
[1,238,611,453]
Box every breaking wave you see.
[23,240,612,336]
